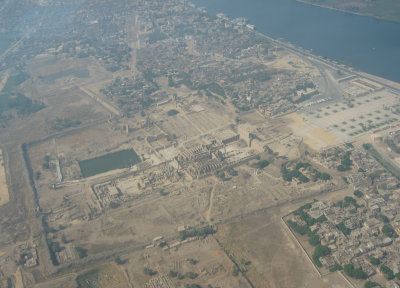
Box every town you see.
[1,0,400,287]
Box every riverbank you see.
[193,0,400,83]
[253,26,400,89]
[296,0,400,23]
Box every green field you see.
[0,72,42,116]
[79,149,141,178]
[39,69,90,83]
[0,92,12,114]
[0,92,44,116]
[76,265,126,288]
[0,32,16,55]
[299,0,400,22]
[76,269,100,288]
[2,72,29,92]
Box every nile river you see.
[192,0,400,83]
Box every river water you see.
[192,0,400,83]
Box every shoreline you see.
[251,27,400,89]
[295,0,400,23]
[195,0,400,83]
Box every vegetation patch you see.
[281,162,310,183]
[369,257,380,266]
[336,221,350,235]
[179,225,215,241]
[76,269,100,288]
[0,92,44,117]
[51,117,81,131]
[0,32,16,55]
[337,151,352,171]
[75,246,88,259]
[382,224,398,238]
[39,69,90,83]
[343,264,367,279]
[76,265,126,288]
[0,71,43,118]
[281,162,330,183]
[2,72,29,92]
[167,109,179,116]
[312,244,331,267]
[143,267,157,276]
[202,82,226,98]
[250,160,270,169]
[287,202,331,267]
[380,264,395,280]
[353,190,363,197]
[147,31,168,43]
[364,281,380,288]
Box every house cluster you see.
[290,143,400,286]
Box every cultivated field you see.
[76,264,128,288]
[298,0,400,22]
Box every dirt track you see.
[0,149,9,206]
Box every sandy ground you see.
[215,205,352,288]
[299,127,337,151]
[304,138,320,151]
[14,267,24,288]
[117,178,141,195]
[268,53,317,76]
[0,149,9,206]
[309,127,338,145]
[286,113,337,151]
[80,86,121,116]
[303,128,338,151]
[286,113,308,128]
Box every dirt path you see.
[206,182,217,222]
[0,149,9,206]
[14,267,24,288]
[0,72,9,92]
[80,87,121,116]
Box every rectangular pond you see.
[79,149,141,178]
